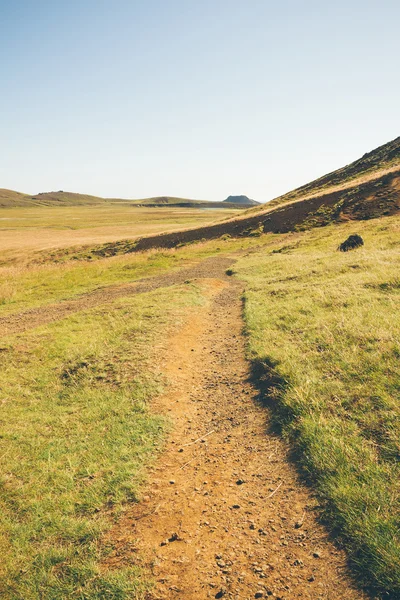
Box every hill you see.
[0,190,250,209]
[129,196,248,208]
[0,189,111,207]
[31,191,112,206]
[129,196,205,206]
[1,150,399,598]
[250,134,400,213]
[223,195,260,206]
[2,135,399,219]
[0,188,31,206]
[126,135,400,252]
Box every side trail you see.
[105,260,366,600]
[0,257,233,337]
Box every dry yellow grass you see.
[0,205,239,265]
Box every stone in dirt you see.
[338,234,364,252]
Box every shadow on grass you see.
[248,356,389,600]
[248,356,292,434]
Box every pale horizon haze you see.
[1,0,399,202]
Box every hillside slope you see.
[0,189,31,206]
[128,136,400,252]
[252,135,400,212]
[133,168,399,251]
[0,190,111,207]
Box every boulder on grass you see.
[338,234,364,252]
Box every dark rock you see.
[293,558,304,566]
[338,234,364,252]
[294,520,303,529]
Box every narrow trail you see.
[105,260,366,600]
[0,257,233,337]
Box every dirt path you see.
[0,257,233,337]
[105,263,366,599]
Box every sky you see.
[1,0,399,202]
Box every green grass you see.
[2,199,399,597]
[0,234,273,317]
[0,221,277,598]
[0,250,181,315]
[0,282,204,599]
[235,216,400,597]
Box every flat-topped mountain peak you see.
[223,195,259,206]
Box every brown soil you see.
[104,259,367,600]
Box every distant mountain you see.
[223,195,260,206]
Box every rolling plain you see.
[0,137,399,600]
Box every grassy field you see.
[0,204,239,266]
[0,206,272,598]
[0,233,268,318]
[0,281,206,599]
[0,200,399,597]
[235,216,400,597]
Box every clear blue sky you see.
[1,0,399,202]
